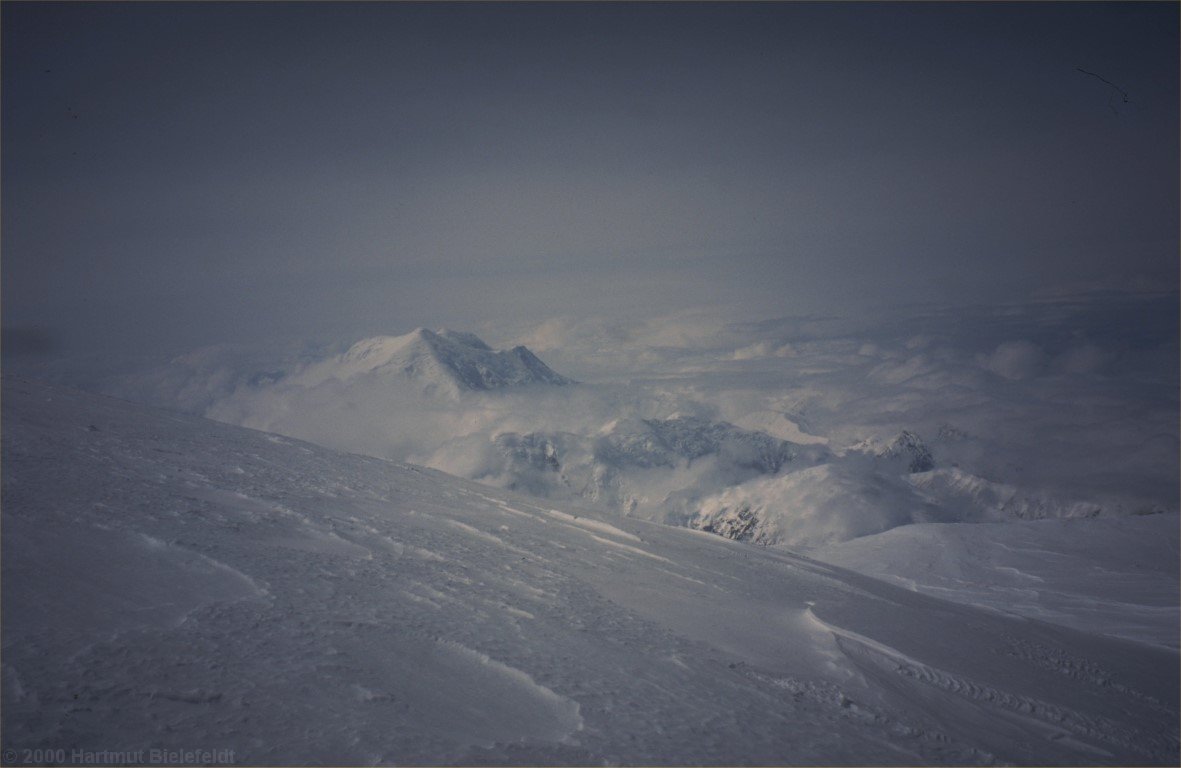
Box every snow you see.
[688,436,1134,550]
[475,415,830,522]
[83,306,1176,562]
[691,462,935,547]
[812,514,1181,650]
[3,375,1178,764]
[289,328,572,394]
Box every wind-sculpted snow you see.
[2,376,1178,765]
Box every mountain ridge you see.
[293,328,573,396]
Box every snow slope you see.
[812,515,1181,650]
[3,376,1178,765]
[199,329,575,463]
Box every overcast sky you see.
[3,2,1177,359]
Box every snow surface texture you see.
[3,376,1179,765]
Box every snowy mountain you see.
[877,430,936,473]
[600,415,824,474]
[3,375,1178,764]
[689,430,1126,549]
[191,330,576,461]
[690,461,944,548]
[292,328,572,397]
[90,308,1176,564]
[848,430,936,473]
[478,416,829,518]
[110,331,1163,555]
[512,424,1020,545]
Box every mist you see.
[3,2,1177,363]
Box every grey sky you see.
[3,2,1177,359]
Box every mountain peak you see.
[304,328,572,395]
[846,430,935,473]
[881,430,935,473]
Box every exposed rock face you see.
[880,430,935,473]
[596,416,823,473]
[692,503,771,545]
[494,433,562,473]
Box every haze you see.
[3,2,1177,363]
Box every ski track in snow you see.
[2,376,1177,765]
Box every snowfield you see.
[813,514,1180,650]
[2,376,1178,765]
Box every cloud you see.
[731,342,797,361]
[510,317,585,353]
[979,340,1045,380]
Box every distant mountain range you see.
[103,328,1161,551]
[106,329,572,413]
